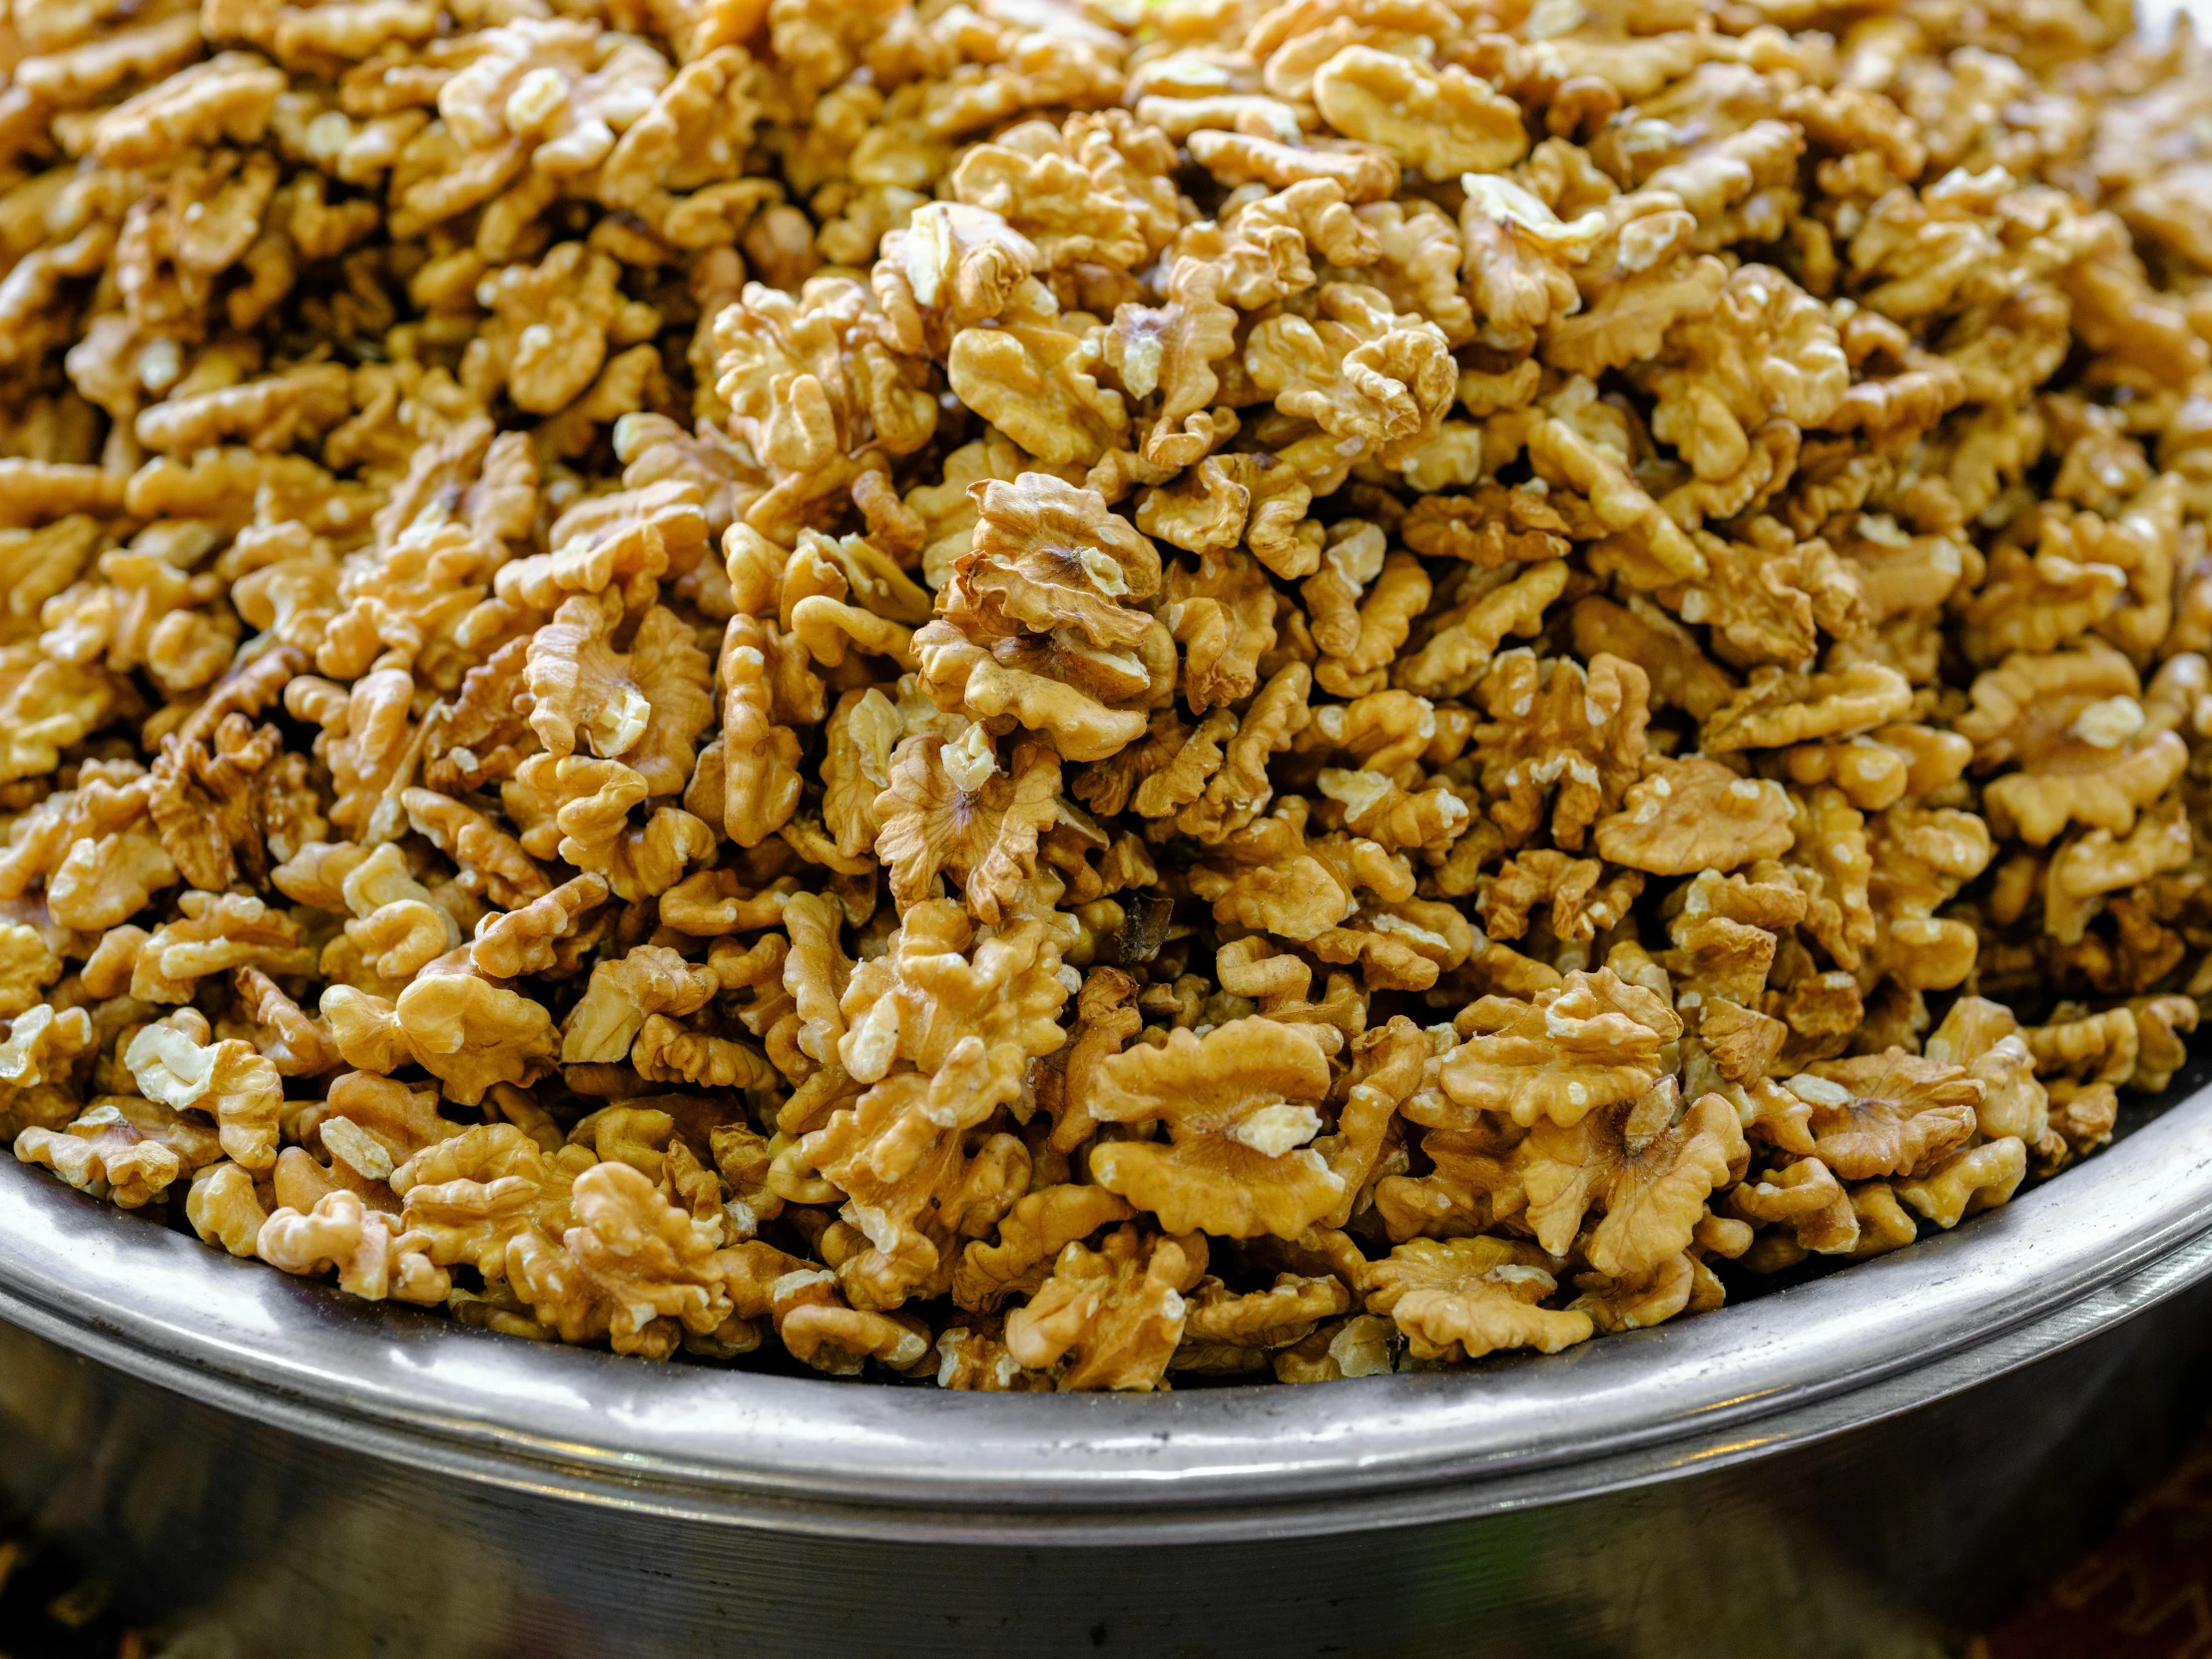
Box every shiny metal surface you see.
[2,1071,2211,1654]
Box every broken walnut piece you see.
[1441,969,1682,1130]
[1595,757,1794,876]
[1365,1236,1593,1363]
[872,731,1060,926]
[1087,1017,1344,1241]
[1003,1224,1207,1392]
[1518,1079,1748,1279]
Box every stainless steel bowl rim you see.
[5,1087,2212,1543]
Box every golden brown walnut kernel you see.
[1957,649,2189,844]
[1464,649,1651,851]
[17,1095,224,1208]
[1002,1224,1207,1392]
[1757,1054,1983,1179]
[1701,663,1916,754]
[258,1189,450,1306]
[1086,1018,1343,1240]
[1725,1158,1861,1260]
[1595,759,1795,876]
[1311,48,1526,181]
[1366,1237,1593,1363]
[1442,970,1683,1129]
[953,1184,1136,1315]
[833,898,1072,1116]
[1518,1080,1748,1278]
[872,732,1060,925]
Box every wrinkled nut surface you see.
[0,0,2205,1393]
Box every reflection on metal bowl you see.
[4,1066,2212,1658]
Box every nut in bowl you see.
[0,0,2209,1398]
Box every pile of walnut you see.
[2,0,2212,1391]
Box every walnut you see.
[953,1182,1135,1315]
[945,472,1161,647]
[1957,649,2189,844]
[1724,1157,1860,1259]
[0,763,175,930]
[132,891,315,1003]
[1638,265,1847,482]
[1316,768,1468,853]
[94,51,283,165]
[1402,486,1571,570]
[0,1004,95,1092]
[2023,1002,2187,1100]
[1464,649,1651,850]
[323,965,556,1106]
[524,590,649,764]
[16,1095,224,1208]
[1701,663,1916,754]
[186,1160,271,1258]
[560,945,718,1064]
[2034,1077,2120,1174]
[596,801,714,904]
[1570,1252,1706,1334]
[148,715,322,894]
[712,276,936,540]
[948,114,1179,276]
[633,1013,779,1090]
[1085,1017,1342,1240]
[1595,758,1794,876]
[1895,1137,2028,1230]
[1310,47,1526,181]
[538,1159,740,1358]
[1186,795,1411,946]
[873,731,1059,924]
[770,1271,927,1377]
[1784,785,1877,972]
[948,312,1130,469]
[2127,996,2199,1094]
[124,1018,282,1170]
[1187,130,1398,204]
[1766,725,1960,815]
[1002,1224,1207,1391]
[401,789,549,912]
[1365,1237,1593,1363]
[1441,969,1682,1129]
[1247,283,1455,466]
[912,502,1165,764]
[1925,996,2048,1146]
[391,1122,593,1284]
[0,921,61,1020]
[1518,1080,1747,1278]
[1309,553,1432,694]
[705,613,803,848]
[1759,1054,1982,1179]
[231,967,335,1078]
[502,480,709,614]
[1176,1274,1355,1373]
[1661,866,1804,1019]
[1164,544,1280,710]
[1273,1313,1398,1382]
[834,898,1072,1118]
[1475,851,1644,945]
[258,1188,451,1305]
[1860,804,1993,992]
[1662,519,1867,670]
[2040,799,2194,946]
[0,643,129,787]
[41,544,237,696]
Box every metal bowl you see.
[6,1069,2212,1659]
